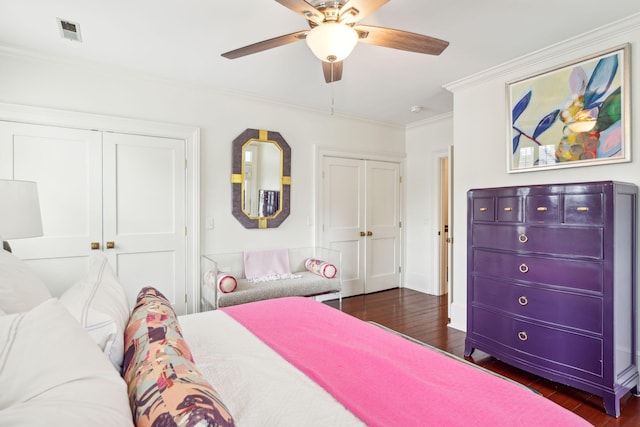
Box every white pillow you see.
[60,253,130,372]
[0,249,51,314]
[0,298,133,426]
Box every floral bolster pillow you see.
[122,287,235,427]
[304,258,337,279]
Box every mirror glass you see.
[231,129,291,229]
[242,140,282,218]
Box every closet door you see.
[0,121,102,296]
[1,122,188,314]
[322,157,366,296]
[322,156,400,296]
[102,133,186,313]
[365,160,401,293]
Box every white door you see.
[0,121,102,296]
[322,156,400,296]
[322,157,366,296]
[365,160,401,293]
[0,122,188,313]
[103,133,186,313]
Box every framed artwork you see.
[507,44,630,173]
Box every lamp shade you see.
[306,22,358,62]
[0,180,43,240]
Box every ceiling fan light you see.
[306,23,358,62]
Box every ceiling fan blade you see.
[322,61,343,83]
[339,0,389,23]
[221,30,308,59]
[275,0,324,25]
[355,25,449,55]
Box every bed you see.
[0,250,591,426]
[179,296,591,427]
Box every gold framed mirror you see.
[231,129,291,228]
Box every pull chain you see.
[330,61,335,116]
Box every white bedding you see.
[179,310,365,427]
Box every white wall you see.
[404,114,453,294]
[0,50,406,256]
[445,15,640,331]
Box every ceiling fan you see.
[221,0,449,83]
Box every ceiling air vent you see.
[57,18,82,42]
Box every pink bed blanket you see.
[222,297,590,427]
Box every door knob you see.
[367,231,373,236]
[106,241,115,249]
[360,231,366,237]
[90,242,100,250]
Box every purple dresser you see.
[464,181,638,417]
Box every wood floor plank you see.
[324,288,640,426]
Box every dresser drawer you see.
[473,249,603,292]
[471,276,603,333]
[471,307,603,376]
[472,224,603,259]
[564,193,603,224]
[472,197,495,221]
[497,196,523,222]
[526,195,560,223]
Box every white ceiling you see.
[1,0,639,125]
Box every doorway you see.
[439,156,449,296]
[437,146,453,322]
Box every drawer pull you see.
[517,331,528,342]
[536,207,548,211]
[519,263,529,273]
[518,296,528,306]
[503,207,513,212]
[518,233,528,243]
[479,207,488,212]
[577,207,589,212]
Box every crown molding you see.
[444,13,640,93]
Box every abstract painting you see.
[507,44,629,172]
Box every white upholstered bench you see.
[200,247,342,309]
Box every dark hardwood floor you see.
[324,288,640,426]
